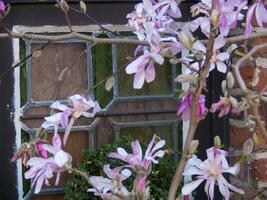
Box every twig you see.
[0,31,148,46]
[0,43,50,81]
[69,7,118,36]
[54,43,95,100]
[168,3,217,199]
[232,43,267,142]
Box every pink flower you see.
[189,35,229,73]
[88,165,131,198]
[0,1,5,13]
[177,93,206,121]
[154,0,182,19]
[42,94,101,145]
[210,97,239,117]
[25,157,57,194]
[25,134,71,194]
[126,47,164,89]
[36,142,48,159]
[182,147,244,200]
[108,135,165,170]
[245,0,267,36]
[190,0,247,36]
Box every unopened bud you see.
[79,1,87,13]
[242,138,253,156]
[226,72,235,89]
[169,58,178,64]
[174,74,197,84]
[178,32,194,50]
[105,76,115,92]
[221,80,228,96]
[188,140,199,155]
[32,50,42,58]
[211,9,220,27]
[60,0,69,13]
[214,136,222,148]
[251,68,260,87]
[229,96,238,108]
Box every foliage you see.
[64,136,178,200]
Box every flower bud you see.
[214,136,222,149]
[226,72,235,89]
[188,140,199,155]
[174,74,197,84]
[178,32,194,50]
[229,96,238,108]
[105,76,115,92]
[211,9,220,27]
[242,138,253,156]
[79,1,87,13]
[221,80,228,96]
[60,0,69,13]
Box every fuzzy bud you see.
[229,96,238,108]
[105,76,115,92]
[188,140,199,155]
[211,9,220,27]
[177,32,194,50]
[60,0,69,13]
[242,138,253,156]
[79,1,87,13]
[251,68,260,87]
[32,50,42,58]
[221,80,228,96]
[174,74,197,84]
[226,72,235,89]
[214,136,222,149]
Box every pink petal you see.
[133,67,146,89]
[182,179,204,195]
[145,63,156,83]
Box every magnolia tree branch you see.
[168,26,217,200]
[232,43,267,141]
[1,29,267,45]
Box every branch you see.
[168,19,217,200]
[232,43,267,142]
[0,43,50,81]
[0,31,148,45]
[54,43,95,100]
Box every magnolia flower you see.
[25,157,57,194]
[42,94,100,145]
[245,0,267,36]
[210,97,239,117]
[36,142,48,159]
[177,93,206,121]
[154,0,182,19]
[182,147,244,200]
[0,1,5,13]
[88,165,132,198]
[190,35,229,73]
[126,47,164,89]
[190,0,247,36]
[108,135,165,171]
[25,134,71,194]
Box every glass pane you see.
[93,44,113,108]
[30,43,88,101]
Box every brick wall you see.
[229,37,267,199]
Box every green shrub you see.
[64,136,179,200]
